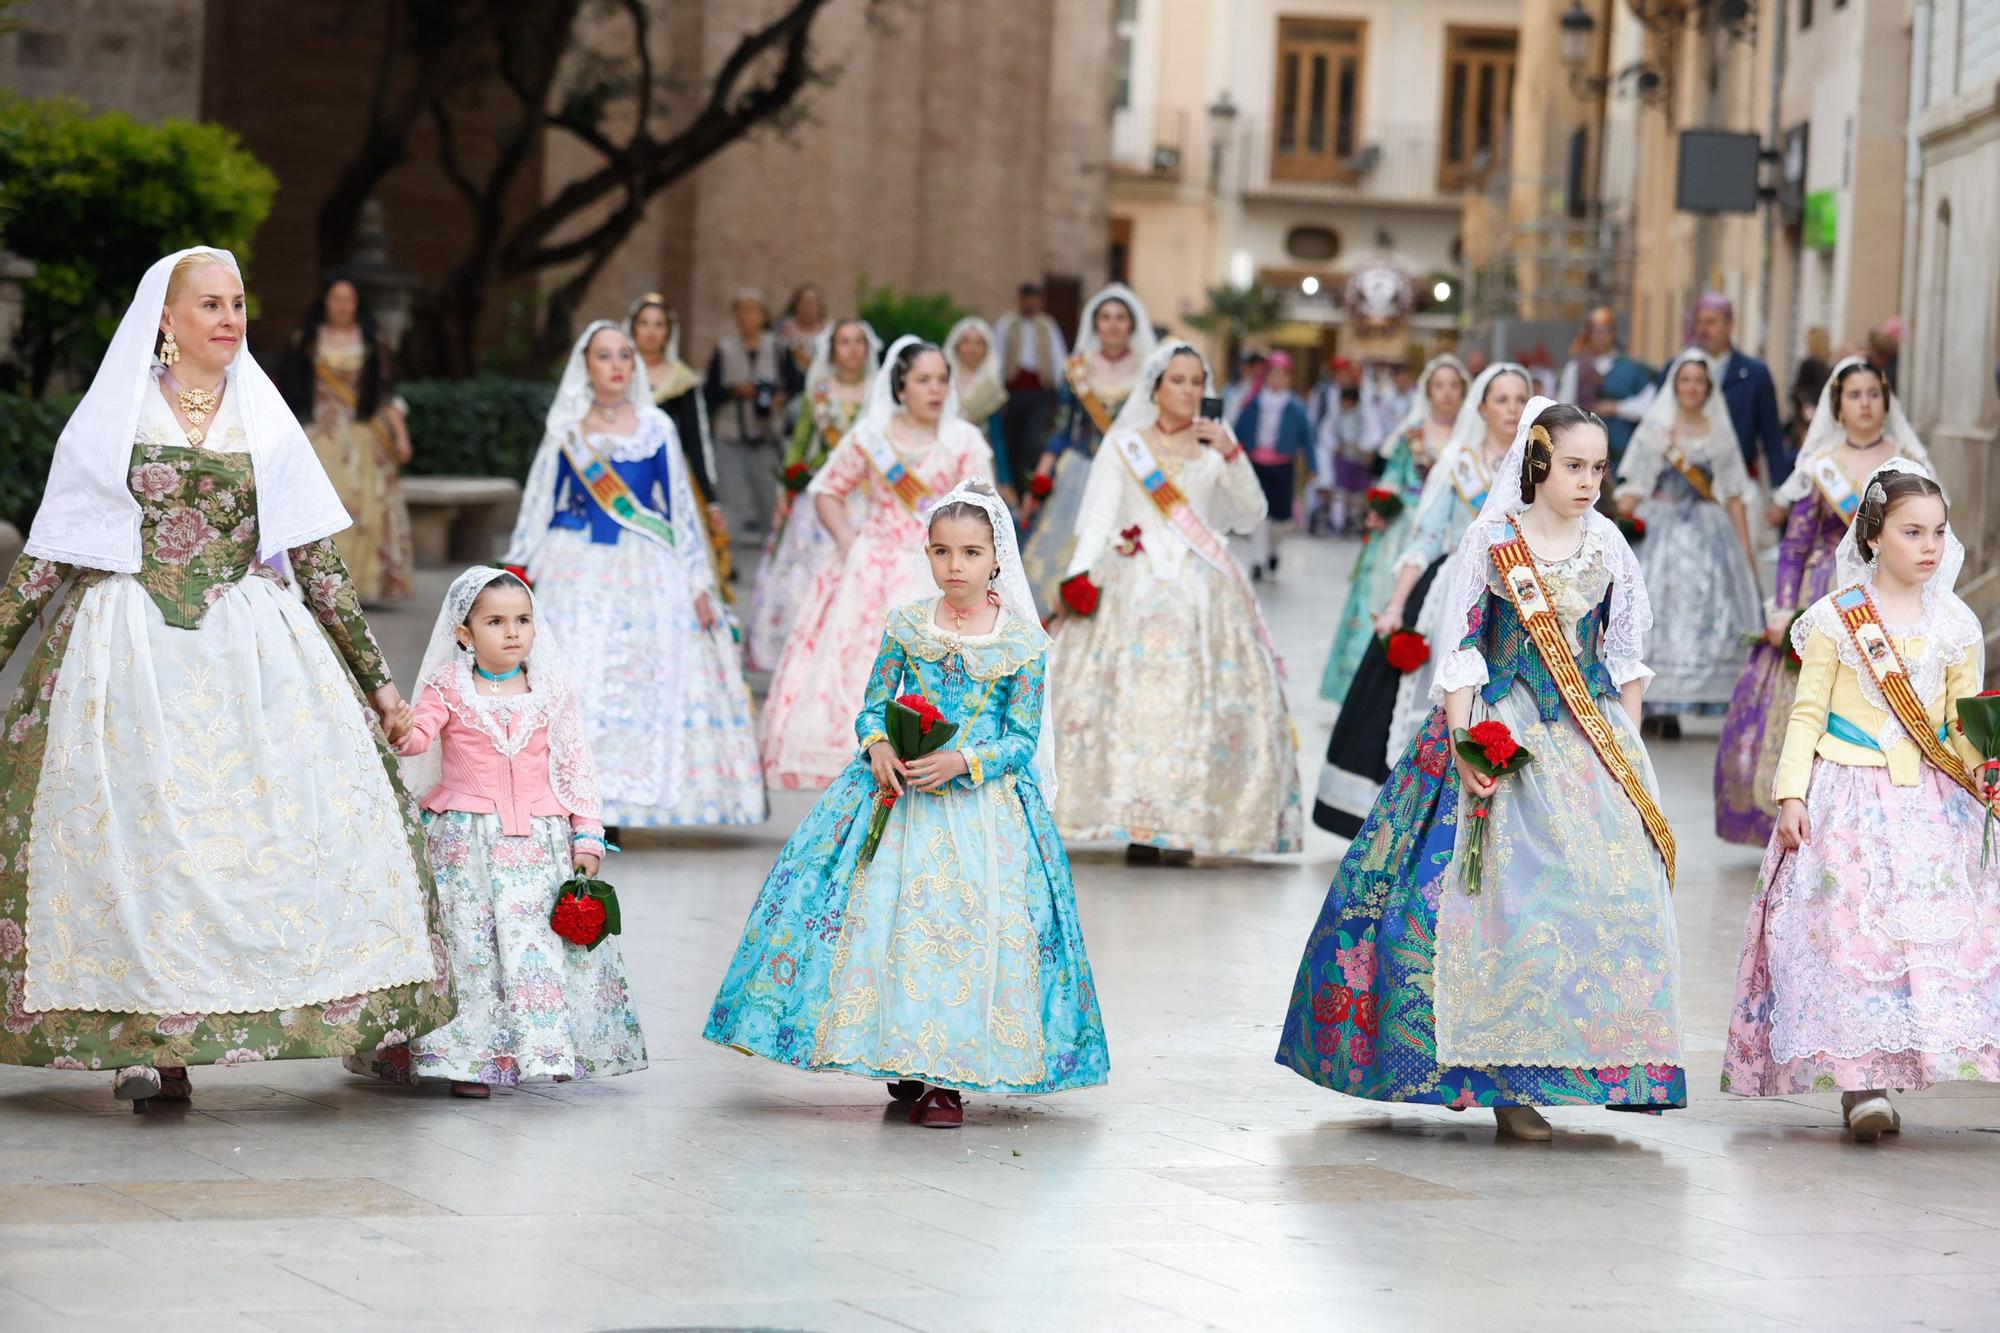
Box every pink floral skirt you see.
[1723,759,2000,1095]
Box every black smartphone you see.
[1198,395,1224,422]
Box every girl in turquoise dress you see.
[704,479,1108,1127]
[1318,355,1467,703]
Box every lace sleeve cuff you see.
[1430,646,1490,697]
[1605,657,1655,688]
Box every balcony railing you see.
[1111,104,1190,181]
[1229,116,1508,205]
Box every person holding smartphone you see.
[1047,341,1303,865]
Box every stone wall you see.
[0,0,207,122]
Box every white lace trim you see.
[1794,581,1983,752]
[581,415,670,463]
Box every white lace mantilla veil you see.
[1381,353,1471,459]
[806,318,885,396]
[1771,353,1933,507]
[929,478,1059,803]
[1073,282,1160,369]
[402,565,601,822]
[809,335,971,503]
[944,316,1007,422]
[25,246,350,572]
[505,319,674,567]
[1392,361,1533,575]
[1104,338,1214,441]
[1615,347,1746,497]
[1428,395,1655,702]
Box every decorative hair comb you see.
[1528,424,1553,477]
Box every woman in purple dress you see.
[1712,357,1932,844]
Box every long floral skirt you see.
[348,812,647,1087]
[1713,641,1797,846]
[1278,704,1687,1109]
[0,575,452,1069]
[533,528,767,827]
[1319,509,1419,705]
[1723,761,2000,1095]
[312,418,413,604]
[1634,490,1761,713]
[1021,449,1092,617]
[1051,554,1302,857]
[744,492,847,673]
[1315,557,1440,838]
[704,761,1108,1094]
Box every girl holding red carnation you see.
[1724,462,2000,1141]
[1279,398,1686,1142]
[349,566,646,1098]
[1047,341,1302,861]
[707,480,1108,1128]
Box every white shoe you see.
[1846,1093,1897,1142]
[1842,1090,1901,1136]
[1494,1105,1553,1141]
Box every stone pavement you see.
[4,531,1999,1333]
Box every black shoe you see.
[1660,716,1682,741]
[1125,844,1163,864]
[1267,555,1280,574]
[1250,566,1264,582]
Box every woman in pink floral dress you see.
[759,337,993,787]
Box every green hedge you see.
[400,376,554,482]
[0,377,556,533]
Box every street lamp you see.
[1206,91,1238,195]
[1559,2,1594,70]
[1558,3,1671,106]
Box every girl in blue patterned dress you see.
[704,480,1108,1127]
[1277,398,1686,1142]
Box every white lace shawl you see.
[1614,348,1754,503]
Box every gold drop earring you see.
[160,330,180,366]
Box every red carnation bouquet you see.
[502,564,533,588]
[774,461,814,494]
[549,873,622,950]
[1452,719,1536,894]
[1364,486,1405,522]
[1954,689,2000,864]
[1740,609,1807,671]
[1616,514,1647,545]
[1028,473,1056,499]
[1383,629,1430,674]
[859,693,962,863]
[1059,573,1101,618]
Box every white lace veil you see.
[928,478,1059,801]
[1381,353,1470,459]
[402,565,600,822]
[1105,339,1215,442]
[1393,362,1533,574]
[1831,456,1965,591]
[1073,282,1160,368]
[1772,353,1931,506]
[806,318,884,394]
[1616,348,1745,497]
[944,317,1007,422]
[25,246,350,572]
[505,319,668,567]
[1428,395,1654,701]
[837,334,964,454]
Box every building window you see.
[1800,0,1814,28]
[1113,0,1138,112]
[1439,26,1516,191]
[1272,16,1367,182]
[1108,216,1133,286]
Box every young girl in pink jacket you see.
[347,567,647,1097]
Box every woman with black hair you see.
[283,276,415,602]
[759,337,993,789]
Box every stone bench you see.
[400,476,522,566]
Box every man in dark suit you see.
[1692,293,1789,486]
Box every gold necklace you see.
[164,370,223,446]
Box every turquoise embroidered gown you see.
[1278,524,1686,1109]
[1319,426,1431,704]
[705,599,1109,1094]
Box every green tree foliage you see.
[857,284,968,349]
[0,95,277,395]
[1184,283,1286,368]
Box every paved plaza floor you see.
[4,531,1998,1332]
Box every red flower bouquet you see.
[1364,486,1405,522]
[1383,629,1430,674]
[1115,524,1145,557]
[859,693,962,863]
[549,874,622,950]
[774,461,814,494]
[1059,573,1101,618]
[1451,719,1536,895]
[1741,609,1807,671]
[1616,514,1647,545]
[1028,473,1056,499]
[502,564,533,588]
[1955,690,2000,864]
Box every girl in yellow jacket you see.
[1724,459,2000,1141]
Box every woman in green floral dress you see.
[0,247,451,1109]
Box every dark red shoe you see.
[909,1088,963,1128]
[886,1080,925,1103]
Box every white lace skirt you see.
[531,528,768,827]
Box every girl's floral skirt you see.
[1724,760,2000,1095]
[348,812,646,1087]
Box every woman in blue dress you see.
[1277,397,1685,1142]
[705,479,1108,1127]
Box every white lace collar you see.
[1794,579,1983,751]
